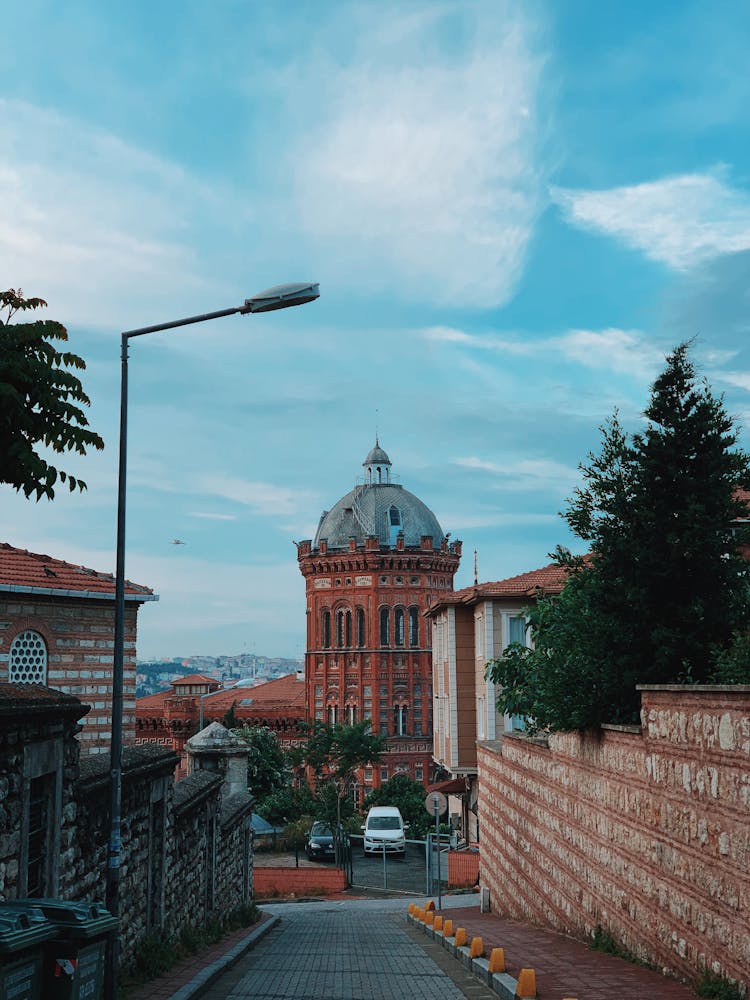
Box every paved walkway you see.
[121,893,702,1000]
[423,904,700,1000]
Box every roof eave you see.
[0,583,158,602]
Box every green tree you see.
[488,343,750,730]
[363,773,433,838]
[255,783,316,827]
[288,720,386,828]
[0,289,104,499]
[231,725,290,802]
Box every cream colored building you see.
[426,563,568,844]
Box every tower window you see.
[322,611,331,649]
[409,606,419,647]
[357,608,366,648]
[394,607,405,647]
[380,607,390,646]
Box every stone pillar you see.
[184,722,249,798]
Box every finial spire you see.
[474,549,478,586]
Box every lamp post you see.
[104,282,319,1000]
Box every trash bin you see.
[0,904,55,1000]
[5,901,117,1000]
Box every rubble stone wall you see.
[478,686,749,992]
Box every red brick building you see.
[136,672,306,775]
[0,542,157,753]
[297,440,461,798]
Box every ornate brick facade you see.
[297,442,461,795]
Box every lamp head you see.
[242,282,320,314]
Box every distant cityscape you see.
[135,653,304,698]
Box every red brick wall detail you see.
[253,866,347,896]
[0,595,141,753]
[478,687,749,992]
[448,849,480,887]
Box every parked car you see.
[362,806,407,856]
[305,821,335,861]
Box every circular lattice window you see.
[8,630,48,685]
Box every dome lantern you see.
[363,437,392,485]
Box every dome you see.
[314,442,445,550]
[363,443,391,468]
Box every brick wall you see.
[478,686,749,993]
[253,866,346,897]
[0,595,141,753]
[447,849,480,888]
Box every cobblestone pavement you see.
[200,897,494,1000]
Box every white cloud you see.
[421,323,662,381]
[0,99,236,330]
[196,475,318,519]
[188,511,238,521]
[455,456,578,493]
[551,170,750,269]
[556,328,664,379]
[713,370,750,393]
[291,2,546,307]
[438,510,558,530]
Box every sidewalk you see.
[122,911,278,1000]
[416,903,701,1000]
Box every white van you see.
[362,806,407,855]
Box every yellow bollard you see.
[408,903,415,915]
[454,927,467,948]
[489,947,506,973]
[443,919,454,937]
[424,899,435,911]
[425,910,435,926]
[433,916,443,932]
[515,968,537,998]
[469,937,484,958]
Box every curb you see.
[407,911,532,1000]
[167,912,280,1000]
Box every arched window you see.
[356,608,366,648]
[389,505,402,545]
[345,610,352,648]
[409,606,419,647]
[394,607,405,647]
[393,704,408,737]
[380,607,390,646]
[9,630,47,685]
[328,703,339,726]
[347,703,358,725]
[322,611,331,649]
[336,610,345,648]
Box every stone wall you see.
[477,686,750,993]
[0,684,254,969]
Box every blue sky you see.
[2,0,750,660]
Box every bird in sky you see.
[171,539,186,546]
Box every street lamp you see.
[105,282,319,1000]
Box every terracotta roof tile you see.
[427,560,580,614]
[172,674,220,686]
[136,672,306,716]
[0,543,155,600]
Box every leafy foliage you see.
[230,725,290,802]
[287,720,386,827]
[254,783,316,827]
[696,971,744,1000]
[0,289,104,499]
[488,344,750,730]
[363,773,434,838]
